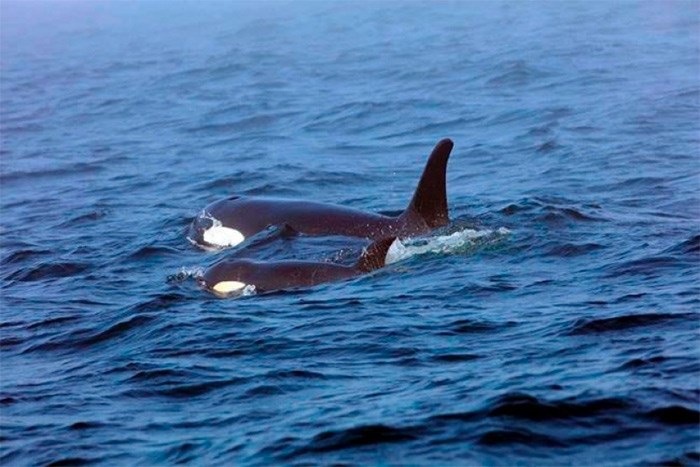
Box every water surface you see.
[1,1,699,465]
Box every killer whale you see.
[188,138,453,249]
[200,237,396,296]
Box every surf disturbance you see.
[386,227,511,264]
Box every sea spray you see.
[386,227,510,264]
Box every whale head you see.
[188,211,246,250]
[200,258,256,297]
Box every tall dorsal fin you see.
[356,237,397,273]
[404,138,453,228]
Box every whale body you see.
[189,139,454,249]
[200,237,397,296]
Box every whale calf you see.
[200,237,397,296]
[189,138,454,249]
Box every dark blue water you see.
[2,1,699,465]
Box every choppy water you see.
[2,1,699,465]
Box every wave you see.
[265,390,699,461]
[487,60,551,88]
[1,248,52,265]
[127,245,181,260]
[499,198,607,224]
[645,406,700,425]
[568,312,696,335]
[0,162,104,185]
[22,314,155,353]
[439,318,511,335]
[131,293,191,313]
[294,424,418,455]
[430,353,481,362]
[477,428,566,447]
[57,210,108,227]
[68,421,106,431]
[483,393,631,421]
[664,234,700,256]
[655,452,700,466]
[153,378,244,399]
[608,255,685,277]
[543,242,604,257]
[46,457,97,466]
[7,261,90,282]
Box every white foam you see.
[386,238,407,265]
[167,266,204,283]
[240,284,257,296]
[385,227,510,265]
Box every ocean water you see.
[1,1,699,465]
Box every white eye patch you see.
[203,226,245,248]
[212,281,247,294]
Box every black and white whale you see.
[188,138,453,249]
[199,237,397,296]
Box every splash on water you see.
[166,266,204,283]
[386,227,510,264]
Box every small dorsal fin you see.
[356,237,397,273]
[404,138,453,228]
[277,223,298,238]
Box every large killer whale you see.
[199,237,397,296]
[188,138,454,249]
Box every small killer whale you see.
[200,237,397,296]
[189,138,454,249]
